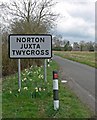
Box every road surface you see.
[53,55,96,113]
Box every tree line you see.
[52,35,96,51]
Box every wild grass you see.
[2,60,93,118]
[54,51,96,68]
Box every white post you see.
[18,59,21,89]
[53,71,59,110]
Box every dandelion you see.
[18,89,21,92]
[9,91,12,94]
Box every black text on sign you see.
[9,34,52,59]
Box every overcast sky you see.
[52,0,96,43]
[1,0,96,43]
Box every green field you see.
[2,60,93,118]
[54,51,96,68]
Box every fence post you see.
[53,71,59,110]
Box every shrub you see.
[2,33,43,76]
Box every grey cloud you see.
[53,26,94,43]
[68,8,95,23]
[59,29,93,37]
[53,0,95,43]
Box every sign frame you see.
[8,34,52,59]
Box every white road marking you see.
[61,80,67,83]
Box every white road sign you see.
[9,34,52,58]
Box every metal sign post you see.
[9,34,52,88]
[18,59,21,90]
[44,59,47,82]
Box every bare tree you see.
[53,35,63,48]
[1,0,58,34]
[86,41,94,52]
[73,42,80,51]
[64,40,72,51]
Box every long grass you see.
[54,51,96,68]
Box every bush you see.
[52,47,63,51]
[2,33,43,76]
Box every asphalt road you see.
[53,55,96,113]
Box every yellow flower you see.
[35,87,38,90]
[24,78,27,81]
[41,75,43,79]
[24,87,28,90]
[22,73,25,76]
[18,89,21,92]
[43,88,45,91]
[39,88,41,91]
[36,89,38,92]
[22,79,24,82]
[31,65,33,68]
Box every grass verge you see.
[2,60,93,118]
[53,51,96,68]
